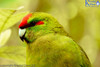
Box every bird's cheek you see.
[24,31,35,43]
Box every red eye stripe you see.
[19,13,32,28]
[36,21,44,25]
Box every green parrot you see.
[19,12,91,67]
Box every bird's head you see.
[19,12,66,43]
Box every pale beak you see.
[19,28,26,41]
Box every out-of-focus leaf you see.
[90,9,100,48]
[0,46,26,64]
[0,8,29,33]
[0,0,24,8]
[80,35,98,64]
[69,14,85,42]
[0,57,16,65]
[66,2,78,19]
[0,0,16,8]
[35,0,51,12]
[0,29,11,47]
[2,11,29,31]
[29,0,39,11]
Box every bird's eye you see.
[25,21,44,28]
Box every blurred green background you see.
[0,0,100,67]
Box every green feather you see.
[20,12,91,67]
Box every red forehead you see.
[19,13,32,28]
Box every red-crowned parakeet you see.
[19,12,91,67]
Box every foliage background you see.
[0,0,100,67]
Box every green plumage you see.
[21,12,91,67]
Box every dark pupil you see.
[30,21,36,25]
